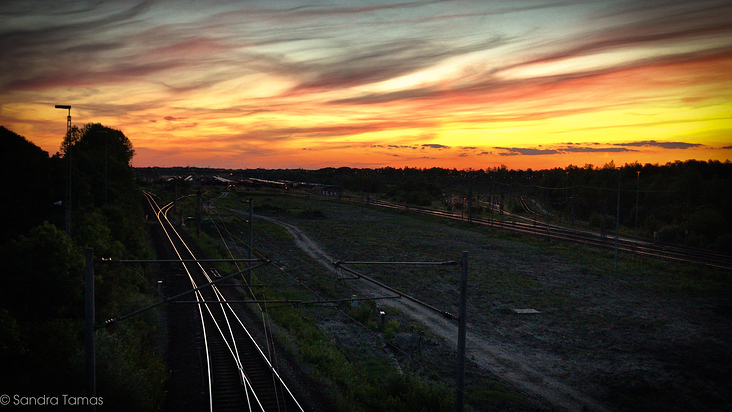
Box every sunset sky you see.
[1,0,731,170]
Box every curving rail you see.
[144,191,303,412]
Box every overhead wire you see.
[211,201,483,408]
[204,197,290,411]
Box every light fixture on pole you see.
[55,105,72,236]
[55,104,71,130]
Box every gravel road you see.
[257,214,612,412]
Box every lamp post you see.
[55,105,72,236]
[85,248,96,409]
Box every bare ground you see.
[233,196,732,412]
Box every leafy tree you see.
[0,222,84,393]
[62,123,136,210]
[1,125,165,409]
[1,222,84,321]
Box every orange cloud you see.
[2,0,730,170]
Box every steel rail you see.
[145,191,303,412]
[154,196,264,411]
[161,202,252,393]
[107,258,263,263]
[363,198,732,271]
[204,199,306,412]
[144,193,216,411]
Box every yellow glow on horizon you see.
[9,35,732,171]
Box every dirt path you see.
[258,214,613,412]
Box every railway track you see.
[364,198,732,271]
[144,191,303,412]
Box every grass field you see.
[185,188,732,411]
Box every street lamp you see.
[55,105,72,236]
[55,104,71,131]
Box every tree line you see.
[239,161,732,253]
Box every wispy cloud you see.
[494,140,709,157]
[1,0,730,169]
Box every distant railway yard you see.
[156,182,732,412]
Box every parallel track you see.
[145,191,303,412]
[364,198,732,271]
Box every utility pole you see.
[571,184,576,225]
[545,174,550,240]
[173,177,178,214]
[104,133,108,206]
[565,171,569,221]
[499,184,504,215]
[635,171,640,230]
[614,171,621,270]
[196,174,202,238]
[84,248,96,410]
[490,174,494,212]
[467,173,473,223]
[55,105,72,236]
[455,251,468,412]
[247,198,253,285]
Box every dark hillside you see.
[0,126,62,242]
